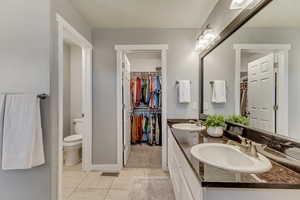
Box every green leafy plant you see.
[202,115,226,128]
[226,115,250,126]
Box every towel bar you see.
[2,93,48,100]
[37,93,48,100]
[176,80,192,85]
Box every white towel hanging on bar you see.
[177,80,191,103]
[211,80,226,103]
[2,94,45,170]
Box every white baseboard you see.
[90,164,122,172]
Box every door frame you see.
[122,54,131,166]
[234,44,291,136]
[115,44,168,170]
[56,14,93,200]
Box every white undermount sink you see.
[191,143,272,173]
[172,123,204,131]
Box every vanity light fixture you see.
[195,28,219,52]
[230,0,262,10]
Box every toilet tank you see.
[73,118,84,135]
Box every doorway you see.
[234,44,290,135]
[115,45,168,171]
[57,14,93,200]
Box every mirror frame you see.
[198,0,300,145]
[199,0,273,113]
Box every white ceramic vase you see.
[207,127,223,137]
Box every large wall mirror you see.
[202,0,300,140]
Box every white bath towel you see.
[178,80,191,103]
[212,80,226,103]
[2,94,45,170]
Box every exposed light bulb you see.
[203,29,217,41]
[195,40,206,51]
[236,0,246,4]
[230,0,253,10]
[195,29,219,53]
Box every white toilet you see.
[63,118,84,166]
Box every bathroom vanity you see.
[167,120,300,200]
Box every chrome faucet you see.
[238,136,259,158]
[195,120,203,127]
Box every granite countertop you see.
[168,119,300,189]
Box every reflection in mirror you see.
[203,0,300,140]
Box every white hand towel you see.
[212,80,226,103]
[178,80,191,103]
[2,94,45,170]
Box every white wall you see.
[50,0,92,199]
[63,43,82,137]
[92,29,200,164]
[0,1,50,200]
[0,0,90,199]
[127,52,161,72]
[63,43,71,137]
[70,45,82,133]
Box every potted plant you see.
[202,115,226,137]
[226,115,250,135]
[226,115,250,126]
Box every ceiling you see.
[246,0,300,28]
[70,0,219,28]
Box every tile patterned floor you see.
[63,145,173,200]
[63,167,171,200]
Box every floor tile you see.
[62,187,75,199]
[64,163,82,171]
[68,188,108,200]
[79,172,116,189]
[63,171,87,188]
[145,169,169,177]
[105,189,130,200]
[119,168,145,177]
[111,177,134,190]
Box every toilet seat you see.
[64,134,82,143]
[63,141,82,147]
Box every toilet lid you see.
[64,135,82,143]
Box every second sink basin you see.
[191,143,272,174]
[172,123,204,131]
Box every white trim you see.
[116,50,123,170]
[234,44,291,51]
[115,44,168,51]
[56,14,93,200]
[115,44,169,171]
[56,14,92,49]
[90,164,122,173]
[161,49,168,170]
[234,43,290,136]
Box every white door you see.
[248,53,275,132]
[122,54,131,166]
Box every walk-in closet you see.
[122,51,163,169]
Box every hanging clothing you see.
[130,111,161,145]
[135,77,142,107]
[131,74,161,108]
[130,72,162,146]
